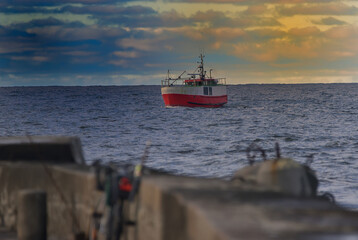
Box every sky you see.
[0,0,358,86]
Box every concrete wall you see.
[1,162,358,240]
[136,174,358,240]
[0,162,102,240]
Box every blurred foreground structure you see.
[0,136,358,240]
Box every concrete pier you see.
[1,162,358,240]
[136,174,358,240]
[0,136,357,240]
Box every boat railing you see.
[161,78,184,87]
[162,77,226,87]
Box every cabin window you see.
[204,87,213,95]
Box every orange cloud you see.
[312,17,347,25]
[325,25,358,39]
[209,27,246,40]
[232,27,326,63]
[230,23,358,67]
[243,5,268,15]
[234,37,321,63]
[277,2,358,16]
[288,26,320,37]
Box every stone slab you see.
[137,174,358,240]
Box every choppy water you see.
[0,84,357,209]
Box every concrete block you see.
[0,162,102,239]
[0,136,85,164]
[135,174,358,240]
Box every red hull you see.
[162,94,227,108]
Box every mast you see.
[198,54,205,80]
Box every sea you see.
[0,84,357,209]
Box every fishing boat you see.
[161,54,227,108]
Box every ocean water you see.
[0,84,357,209]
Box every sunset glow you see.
[1,0,358,85]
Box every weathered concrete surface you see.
[0,136,85,164]
[0,162,102,240]
[136,174,358,240]
[1,163,358,240]
[17,190,46,240]
[0,136,96,240]
[233,158,318,197]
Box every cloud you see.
[96,9,189,28]
[277,3,358,16]
[230,24,358,67]
[117,36,173,52]
[288,26,320,37]
[312,17,347,25]
[0,0,142,7]
[63,51,98,56]
[11,17,85,29]
[0,25,34,38]
[11,55,49,62]
[325,25,358,39]
[60,5,156,15]
[0,2,154,14]
[243,5,269,15]
[179,10,281,28]
[112,51,140,58]
[245,28,286,41]
[233,38,321,63]
[164,0,338,3]
[26,25,126,42]
[207,27,247,41]
[0,16,130,78]
[79,7,281,28]
[1,0,358,85]
[0,6,60,14]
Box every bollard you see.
[17,190,47,240]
